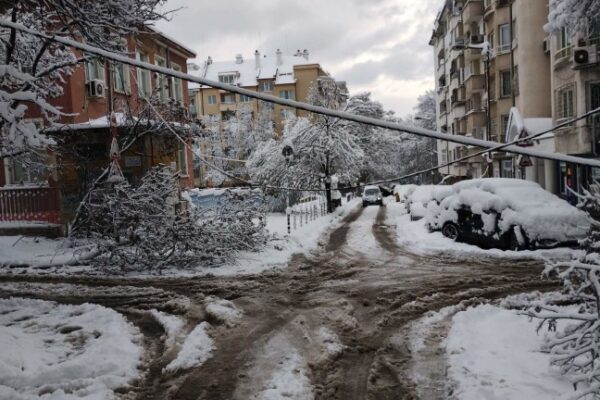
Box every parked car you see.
[427,178,591,250]
[362,186,383,207]
[406,185,452,221]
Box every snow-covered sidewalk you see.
[0,297,142,399]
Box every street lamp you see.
[282,144,294,234]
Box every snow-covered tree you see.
[248,80,363,196]
[0,1,168,168]
[526,185,600,398]
[74,165,267,273]
[546,0,600,34]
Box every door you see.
[590,82,600,155]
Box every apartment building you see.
[430,0,553,187]
[188,50,347,185]
[0,28,197,230]
[549,20,600,197]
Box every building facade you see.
[0,28,197,231]
[549,20,600,197]
[430,0,553,188]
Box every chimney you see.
[303,49,309,61]
[295,49,302,57]
[207,56,213,65]
[235,54,243,64]
[276,49,283,66]
[254,50,261,69]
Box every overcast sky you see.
[155,0,440,117]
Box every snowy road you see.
[0,203,558,400]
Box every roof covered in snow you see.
[188,51,321,90]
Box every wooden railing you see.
[0,187,61,224]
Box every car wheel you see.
[508,226,528,251]
[442,222,460,241]
[362,202,367,208]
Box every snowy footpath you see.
[407,292,573,400]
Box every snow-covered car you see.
[427,178,591,250]
[362,186,383,207]
[406,185,452,221]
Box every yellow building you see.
[187,50,346,186]
[188,49,344,133]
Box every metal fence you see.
[0,187,61,224]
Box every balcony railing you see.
[0,187,61,224]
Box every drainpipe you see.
[509,0,515,107]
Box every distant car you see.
[362,186,383,207]
[427,178,591,250]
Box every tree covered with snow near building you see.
[526,184,600,398]
[248,79,363,190]
[0,0,168,168]
[545,0,600,34]
[74,165,267,273]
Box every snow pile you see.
[257,348,314,400]
[446,304,571,399]
[316,327,345,358]
[204,297,242,327]
[428,178,590,245]
[406,185,452,220]
[164,322,215,372]
[149,309,185,349]
[0,297,142,399]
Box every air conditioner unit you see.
[86,79,105,98]
[573,45,598,68]
[542,37,550,54]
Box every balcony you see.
[451,36,466,50]
[465,73,485,93]
[451,87,467,107]
[463,0,483,24]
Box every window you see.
[155,57,168,101]
[260,81,274,92]
[513,66,519,96]
[501,114,510,137]
[177,141,188,176]
[280,108,293,120]
[85,58,105,82]
[207,114,219,122]
[221,93,235,104]
[240,94,253,102]
[558,26,571,50]
[279,90,295,100]
[207,95,217,105]
[218,73,237,84]
[136,52,151,98]
[500,70,512,97]
[557,85,576,120]
[501,159,514,178]
[171,63,183,103]
[113,63,130,94]
[498,24,511,52]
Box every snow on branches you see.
[546,0,600,35]
[74,165,267,273]
[526,185,600,399]
[0,0,168,163]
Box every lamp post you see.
[282,144,294,234]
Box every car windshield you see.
[365,189,379,196]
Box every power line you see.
[3,19,600,170]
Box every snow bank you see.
[0,297,142,399]
[149,309,185,349]
[164,322,214,372]
[428,178,590,245]
[446,304,571,399]
[204,297,242,327]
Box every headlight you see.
[377,197,381,200]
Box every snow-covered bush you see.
[526,185,600,398]
[545,0,600,35]
[74,166,267,273]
